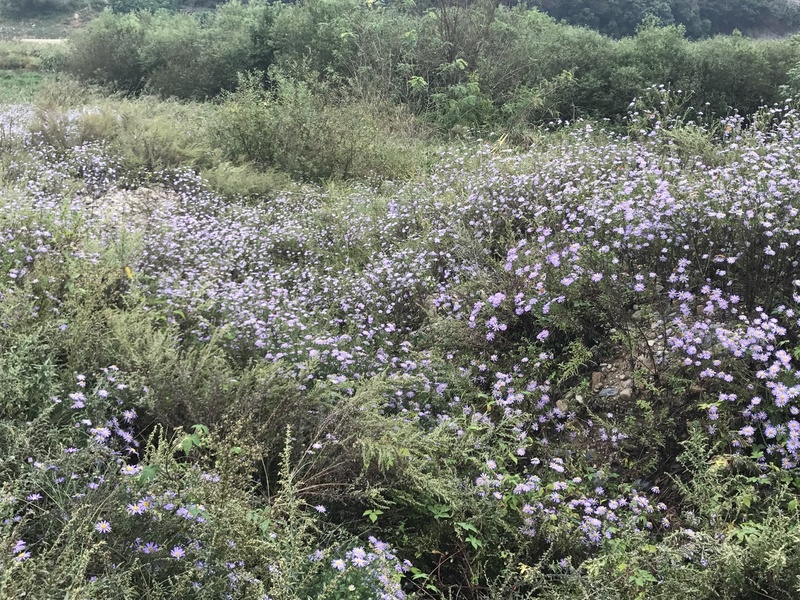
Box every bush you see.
[210,72,427,182]
[64,4,273,100]
[140,3,269,99]
[690,34,800,117]
[65,10,148,94]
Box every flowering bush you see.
[3,93,800,598]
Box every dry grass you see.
[0,38,66,75]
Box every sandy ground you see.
[17,38,65,44]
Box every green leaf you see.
[466,535,483,550]
[363,509,383,523]
[410,568,428,580]
[192,424,209,435]
[259,519,271,535]
[628,569,657,587]
[181,435,195,455]
[455,522,478,534]
[138,465,160,485]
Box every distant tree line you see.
[6,0,800,41]
[528,0,800,39]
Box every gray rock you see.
[619,388,633,402]
[598,387,620,398]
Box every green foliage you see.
[141,2,269,99]
[0,70,47,103]
[210,72,427,182]
[556,340,593,386]
[531,0,800,39]
[0,0,79,18]
[65,10,148,94]
[0,40,66,72]
[64,4,274,99]
[25,94,211,174]
[58,0,800,136]
[431,73,497,134]
[199,161,298,201]
[10,7,800,596]
[109,0,178,14]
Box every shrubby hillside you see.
[2,78,800,598]
[56,0,800,134]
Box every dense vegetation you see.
[56,0,800,135]
[3,2,800,599]
[530,0,800,38]
[5,0,800,40]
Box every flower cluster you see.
[327,536,410,600]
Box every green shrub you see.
[200,161,298,201]
[25,92,212,174]
[268,0,361,84]
[211,72,427,182]
[690,34,800,117]
[140,3,268,99]
[65,10,148,94]
[64,4,273,100]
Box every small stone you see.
[631,310,644,322]
[619,388,633,402]
[556,399,569,412]
[591,372,604,392]
[598,387,619,398]
[575,395,584,404]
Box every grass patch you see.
[0,69,46,102]
[0,38,66,73]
